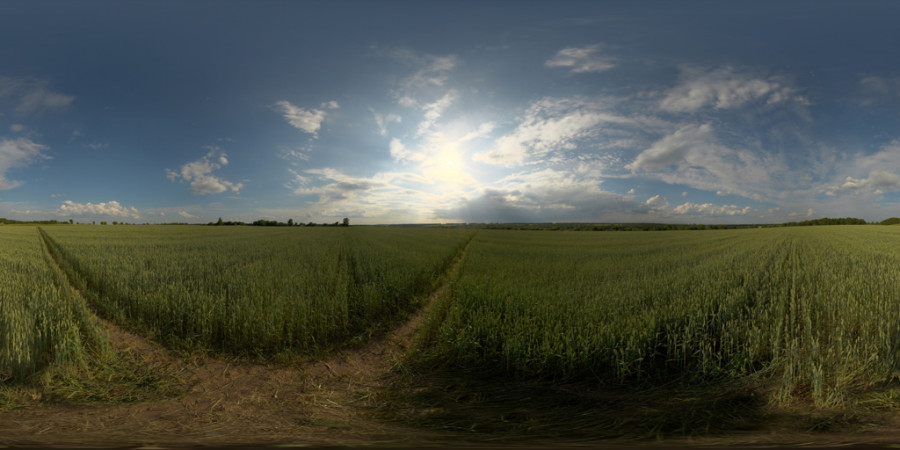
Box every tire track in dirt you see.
[297,233,475,430]
[0,229,474,447]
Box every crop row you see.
[0,226,107,381]
[41,225,473,356]
[417,227,900,406]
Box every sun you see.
[424,148,474,189]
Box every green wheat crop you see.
[0,226,107,382]
[41,225,472,356]
[417,227,900,406]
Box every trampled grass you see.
[41,225,473,356]
[415,227,900,406]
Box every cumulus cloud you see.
[272,100,338,137]
[0,76,74,115]
[828,170,900,196]
[645,194,669,210]
[178,211,199,220]
[165,147,243,195]
[673,202,752,216]
[545,44,616,73]
[659,66,802,113]
[9,124,26,133]
[824,140,900,196]
[0,137,49,190]
[58,200,140,219]
[476,97,655,166]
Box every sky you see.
[2,0,900,224]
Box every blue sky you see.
[2,0,900,224]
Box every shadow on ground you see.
[373,370,775,443]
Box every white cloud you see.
[829,170,900,196]
[389,138,423,163]
[166,147,243,195]
[460,122,496,142]
[387,50,459,110]
[271,100,338,137]
[0,137,49,190]
[416,90,458,136]
[659,66,802,113]
[18,89,74,115]
[178,211,200,220]
[434,167,652,223]
[475,97,653,166]
[673,202,752,216]
[824,140,900,196]
[9,124,25,133]
[646,194,669,210]
[627,123,779,201]
[289,167,385,200]
[545,44,616,73]
[397,52,458,94]
[628,123,713,171]
[278,146,312,164]
[0,76,74,115]
[369,108,402,136]
[58,200,140,219]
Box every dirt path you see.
[0,232,474,447]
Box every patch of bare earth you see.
[0,240,471,448]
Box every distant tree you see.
[112,221,118,225]
[342,217,349,227]
[92,221,95,225]
[69,218,73,224]
[100,221,107,225]
[882,217,900,225]
[288,218,294,226]
[307,222,315,227]
[217,217,224,226]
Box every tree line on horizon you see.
[5,216,900,229]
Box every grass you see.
[40,225,474,356]
[0,226,108,382]
[411,227,900,408]
[9,223,900,441]
[1,225,180,409]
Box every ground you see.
[4,238,900,449]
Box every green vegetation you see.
[9,222,900,419]
[41,225,472,356]
[0,226,107,381]
[416,227,900,407]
